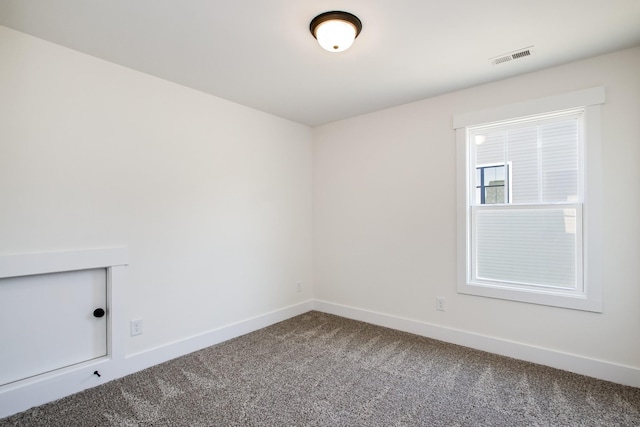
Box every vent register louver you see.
[489,46,535,65]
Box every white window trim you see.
[454,87,604,312]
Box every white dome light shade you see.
[315,19,357,52]
[310,11,362,53]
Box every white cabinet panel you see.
[0,268,107,386]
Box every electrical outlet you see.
[130,319,143,336]
[296,282,303,293]
[436,297,446,312]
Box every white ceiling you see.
[1,1,639,126]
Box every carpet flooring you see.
[2,311,640,426]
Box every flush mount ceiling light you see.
[310,11,362,53]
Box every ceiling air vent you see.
[489,46,535,65]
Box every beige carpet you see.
[3,311,640,426]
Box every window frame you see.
[453,87,604,312]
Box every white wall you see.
[0,25,313,356]
[313,47,640,370]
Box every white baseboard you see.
[0,300,314,419]
[120,300,315,377]
[312,299,640,388]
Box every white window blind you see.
[468,112,583,293]
[474,206,580,290]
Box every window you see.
[476,164,510,204]
[454,88,604,311]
